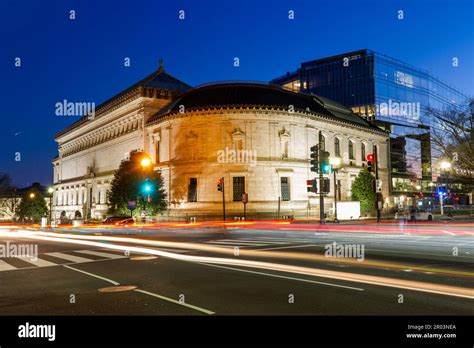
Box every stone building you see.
[52,66,389,220]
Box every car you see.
[102,216,135,226]
[395,208,433,222]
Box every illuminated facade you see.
[272,49,472,207]
[53,67,389,220]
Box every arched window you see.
[361,143,366,161]
[334,138,340,157]
[349,140,354,160]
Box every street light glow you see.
[48,187,54,194]
[141,157,151,167]
[329,157,342,167]
[440,161,451,170]
[29,193,35,198]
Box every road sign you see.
[127,201,137,210]
[242,193,248,203]
[376,180,382,193]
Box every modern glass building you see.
[272,49,473,207]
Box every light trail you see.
[1,229,473,299]
[2,229,473,278]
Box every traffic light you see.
[320,151,330,173]
[310,145,319,172]
[141,182,153,193]
[367,153,374,172]
[322,177,330,194]
[306,179,318,193]
[217,178,223,192]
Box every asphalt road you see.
[0,222,473,315]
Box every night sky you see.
[1,0,473,187]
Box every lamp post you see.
[48,187,54,226]
[140,155,151,220]
[439,161,451,215]
[329,157,341,223]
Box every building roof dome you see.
[148,82,377,129]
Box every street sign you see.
[242,193,248,203]
[376,180,382,193]
[127,201,137,210]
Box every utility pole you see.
[319,131,325,225]
[333,168,338,223]
[374,144,381,222]
[217,177,226,221]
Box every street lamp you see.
[329,157,341,223]
[141,157,151,168]
[29,192,35,199]
[48,187,54,226]
[439,160,452,215]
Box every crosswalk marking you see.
[17,256,56,267]
[44,252,95,263]
[0,259,16,271]
[75,250,124,259]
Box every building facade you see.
[271,49,473,208]
[53,67,389,221]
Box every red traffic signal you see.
[217,178,223,192]
[306,179,317,193]
[366,153,374,162]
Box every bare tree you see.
[425,100,474,177]
[0,173,19,220]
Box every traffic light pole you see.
[333,168,338,223]
[221,177,226,221]
[319,131,325,225]
[374,144,381,222]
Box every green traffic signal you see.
[142,182,153,193]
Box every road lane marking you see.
[46,252,95,263]
[198,262,364,291]
[17,256,57,267]
[63,265,120,285]
[147,247,191,253]
[134,289,215,315]
[75,250,125,259]
[0,259,16,271]
[257,244,317,251]
[206,241,266,246]
[233,239,285,244]
[10,230,473,298]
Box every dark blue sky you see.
[1,0,473,187]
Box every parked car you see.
[102,216,135,226]
[395,208,433,222]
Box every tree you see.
[15,188,48,223]
[425,100,474,176]
[0,173,19,220]
[108,151,167,216]
[351,169,375,214]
